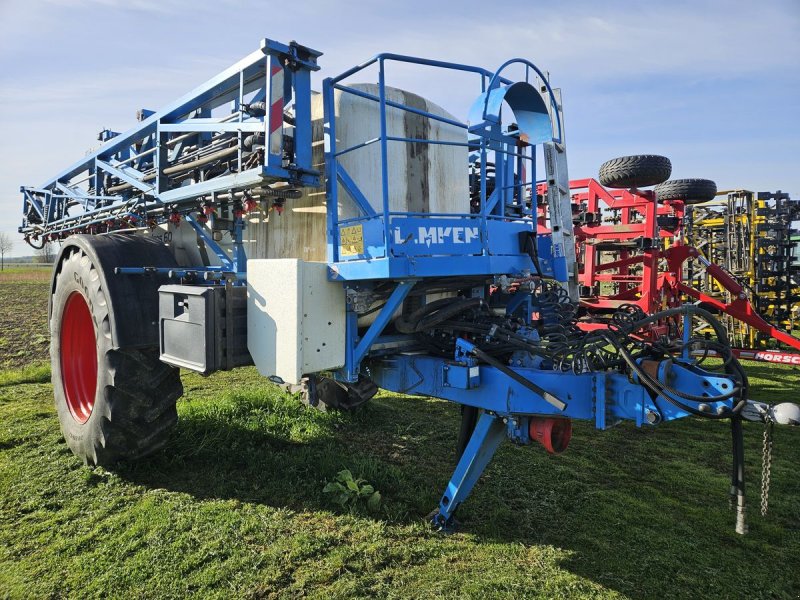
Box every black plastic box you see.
[158,284,251,374]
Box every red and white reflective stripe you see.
[745,350,800,365]
[692,348,800,365]
[268,63,284,155]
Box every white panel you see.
[247,259,302,383]
[300,261,346,375]
[247,259,345,385]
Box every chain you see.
[760,419,774,517]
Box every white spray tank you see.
[245,84,468,262]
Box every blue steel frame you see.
[366,341,737,527]
[317,52,742,526]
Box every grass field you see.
[0,267,799,598]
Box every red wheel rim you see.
[60,292,98,424]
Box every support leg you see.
[432,412,506,531]
[730,415,747,534]
[456,406,480,459]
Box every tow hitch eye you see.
[742,400,800,425]
[772,403,800,426]
[530,417,572,454]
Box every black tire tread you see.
[96,348,181,464]
[298,375,378,412]
[654,178,717,204]
[598,155,672,189]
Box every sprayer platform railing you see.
[323,53,569,282]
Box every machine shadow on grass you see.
[739,363,799,389]
[115,391,457,523]
[112,385,799,599]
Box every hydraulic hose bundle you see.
[393,288,749,407]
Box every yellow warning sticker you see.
[340,224,364,256]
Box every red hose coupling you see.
[529,417,572,454]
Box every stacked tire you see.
[654,178,717,204]
[598,154,672,189]
[597,154,717,204]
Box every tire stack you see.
[597,154,717,204]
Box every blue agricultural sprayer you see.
[19,39,798,533]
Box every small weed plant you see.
[323,469,381,512]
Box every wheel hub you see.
[60,292,97,423]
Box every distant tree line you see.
[0,233,56,268]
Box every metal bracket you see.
[342,280,415,381]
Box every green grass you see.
[0,363,50,387]
[0,265,52,273]
[1,365,799,599]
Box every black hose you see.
[243,132,265,150]
[470,344,567,411]
[394,297,484,334]
[604,333,743,405]
[26,236,47,250]
[623,304,748,390]
[595,331,747,419]
[391,290,748,418]
[731,415,747,534]
[243,102,267,117]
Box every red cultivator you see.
[537,155,800,359]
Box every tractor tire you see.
[598,155,672,189]
[50,239,182,466]
[654,178,717,204]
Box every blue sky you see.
[1,0,798,256]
